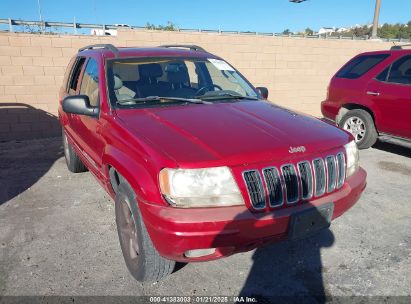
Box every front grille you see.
[313,158,326,197]
[243,152,346,210]
[336,153,345,189]
[297,161,313,200]
[281,164,299,204]
[325,156,337,193]
[243,170,266,209]
[262,167,283,207]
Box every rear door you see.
[366,54,411,139]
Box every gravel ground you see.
[0,137,410,301]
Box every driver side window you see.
[206,63,251,96]
[80,58,100,107]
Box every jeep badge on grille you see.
[289,146,306,153]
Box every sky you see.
[1,0,411,33]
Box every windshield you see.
[106,57,259,108]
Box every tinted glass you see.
[63,57,76,93]
[386,55,411,85]
[80,58,99,107]
[336,54,389,79]
[69,57,86,92]
[376,66,390,81]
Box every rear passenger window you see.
[63,57,76,93]
[69,57,86,93]
[376,67,390,82]
[336,54,389,79]
[386,55,411,85]
[80,58,100,107]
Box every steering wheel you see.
[195,84,223,96]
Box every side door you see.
[64,57,86,149]
[72,57,105,175]
[366,54,411,139]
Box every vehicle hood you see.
[116,100,350,167]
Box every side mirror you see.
[256,87,268,100]
[62,95,99,117]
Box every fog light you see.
[184,248,216,258]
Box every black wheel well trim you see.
[108,165,123,194]
[338,103,377,129]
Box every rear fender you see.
[338,102,378,128]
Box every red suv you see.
[321,45,411,149]
[59,44,366,281]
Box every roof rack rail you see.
[159,44,207,52]
[78,44,119,56]
[390,44,411,50]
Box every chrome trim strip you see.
[325,155,337,193]
[262,166,284,208]
[280,164,299,205]
[297,160,314,200]
[336,152,346,189]
[312,158,326,197]
[242,169,266,210]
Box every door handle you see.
[366,91,380,96]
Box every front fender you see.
[102,145,166,206]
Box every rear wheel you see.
[115,181,175,282]
[339,109,378,149]
[62,128,87,173]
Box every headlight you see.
[159,167,244,208]
[344,141,359,177]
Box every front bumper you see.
[139,168,367,262]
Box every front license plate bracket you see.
[289,202,334,240]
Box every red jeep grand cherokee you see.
[321,45,411,149]
[59,44,366,281]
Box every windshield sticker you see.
[208,58,235,71]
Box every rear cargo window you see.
[386,54,411,85]
[336,54,389,79]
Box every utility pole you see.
[37,0,43,22]
[371,0,381,39]
[37,0,45,33]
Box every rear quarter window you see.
[336,54,390,79]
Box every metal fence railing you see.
[1,18,411,43]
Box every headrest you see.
[404,68,411,76]
[114,74,123,90]
[165,63,189,83]
[139,63,163,78]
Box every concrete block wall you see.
[0,30,393,141]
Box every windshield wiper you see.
[117,96,211,105]
[197,93,259,101]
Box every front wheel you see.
[62,128,87,173]
[339,109,378,149]
[115,181,175,282]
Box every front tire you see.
[115,181,175,282]
[62,128,87,173]
[339,109,378,149]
